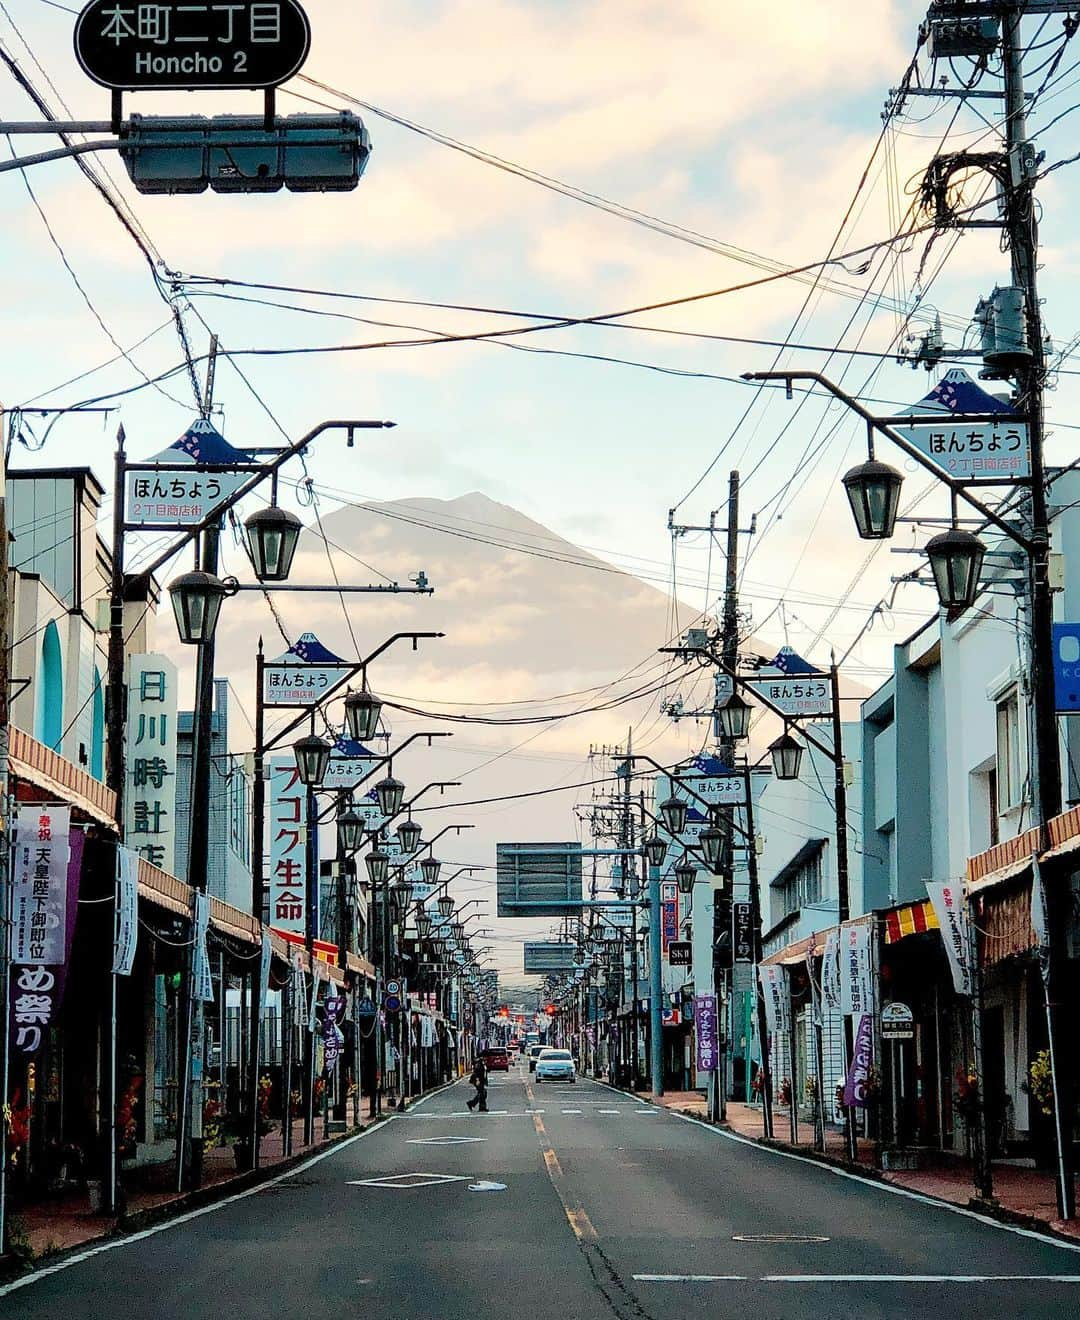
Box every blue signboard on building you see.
[1052,623,1080,712]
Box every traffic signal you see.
[120,112,371,195]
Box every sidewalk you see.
[639,1090,1080,1242]
[7,1093,427,1265]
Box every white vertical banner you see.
[113,846,140,976]
[193,892,214,1003]
[258,932,272,1019]
[11,804,71,964]
[821,927,842,1011]
[840,921,872,1018]
[124,654,178,876]
[759,964,789,1034]
[308,958,322,1033]
[925,881,973,997]
[268,756,306,936]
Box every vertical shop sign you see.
[268,755,305,935]
[125,654,178,875]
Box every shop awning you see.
[10,725,118,830]
[966,803,1080,893]
[883,898,939,945]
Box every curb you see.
[595,1078,1080,1250]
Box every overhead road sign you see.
[523,943,578,974]
[74,1,312,92]
[497,843,582,917]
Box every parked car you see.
[528,1044,546,1073]
[480,1047,510,1072]
[534,1048,576,1083]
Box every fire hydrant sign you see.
[74,1,312,92]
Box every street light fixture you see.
[365,848,389,886]
[376,775,405,817]
[397,817,422,854]
[167,569,228,645]
[926,527,986,611]
[417,911,432,939]
[337,807,364,853]
[344,686,382,742]
[714,691,752,741]
[293,733,331,787]
[437,893,454,918]
[769,733,804,781]
[699,825,731,875]
[243,504,302,581]
[644,833,667,869]
[659,795,688,836]
[842,458,904,540]
[675,857,696,894]
[420,856,441,886]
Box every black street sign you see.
[74,1,311,91]
[733,902,753,963]
[668,941,692,967]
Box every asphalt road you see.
[4,1061,1080,1319]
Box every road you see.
[4,1062,1080,1319]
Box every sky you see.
[3,1,1080,982]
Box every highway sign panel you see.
[74,1,311,91]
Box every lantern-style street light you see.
[769,733,804,781]
[644,833,667,869]
[337,807,364,853]
[659,795,688,837]
[420,856,441,886]
[167,570,228,645]
[397,817,422,854]
[842,458,904,540]
[714,691,752,741]
[675,858,696,894]
[699,825,731,876]
[437,893,454,918]
[293,733,331,787]
[243,504,302,581]
[926,527,986,611]
[417,911,432,939]
[365,848,389,887]
[376,775,405,817]
[344,686,382,742]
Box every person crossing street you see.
[466,1055,489,1112]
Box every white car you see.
[534,1048,576,1083]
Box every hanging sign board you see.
[885,368,1030,482]
[124,653,179,875]
[74,0,312,92]
[123,420,255,529]
[262,633,354,708]
[268,755,306,935]
[113,846,140,977]
[668,940,692,967]
[743,674,832,719]
[733,901,753,963]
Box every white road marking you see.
[406,1136,488,1146]
[561,1109,583,1114]
[634,1274,1080,1285]
[767,1275,1080,1284]
[598,1109,620,1115]
[635,1274,748,1282]
[347,1173,470,1189]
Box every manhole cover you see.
[732,1233,830,1243]
[468,1181,507,1193]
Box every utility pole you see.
[716,471,740,1124]
[998,3,1073,1221]
[830,658,858,1163]
[0,408,11,1253]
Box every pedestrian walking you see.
[467,1056,489,1112]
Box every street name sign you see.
[74,1,311,91]
[888,368,1030,482]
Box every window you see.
[779,848,824,917]
[36,622,63,752]
[996,689,1023,812]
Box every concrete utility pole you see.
[997,2,1073,1221]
